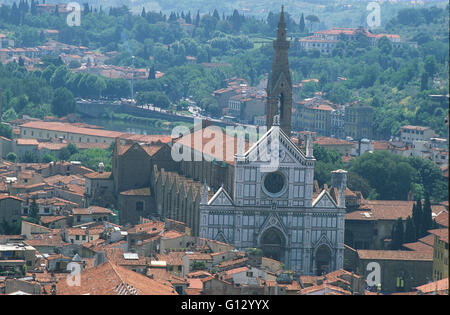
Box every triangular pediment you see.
[258,212,289,238]
[208,187,234,206]
[241,126,310,168]
[214,230,229,244]
[312,190,338,208]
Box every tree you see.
[67,143,79,155]
[299,13,305,32]
[390,218,404,250]
[421,192,433,237]
[404,216,416,243]
[29,196,40,223]
[412,199,423,239]
[51,88,76,117]
[424,55,437,78]
[305,15,319,32]
[0,123,13,139]
[6,152,17,163]
[420,72,429,91]
[349,151,417,200]
[50,65,69,89]
[58,147,71,161]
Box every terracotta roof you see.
[20,121,123,138]
[72,206,113,215]
[156,252,184,266]
[314,136,352,146]
[428,228,449,244]
[84,172,112,180]
[0,194,24,202]
[161,230,184,239]
[224,266,249,277]
[119,187,151,196]
[175,126,252,166]
[104,248,147,267]
[434,210,449,228]
[373,141,389,150]
[39,216,67,224]
[357,250,433,261]
[16,138,39,146]
[55,261,177,295]
[401,125,430,131]
[187,253,212,261]
[402,241,433,255]
[127,220,165,235]
[346,200,443,222]
[146,268,188,285]
[415,278,448,294]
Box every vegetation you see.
[313,146,448,203]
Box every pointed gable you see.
[208,186,234,206]
[242,126,309,166]
[313,189,338,208]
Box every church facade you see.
[86,6,347,276]
[198,7,346,275]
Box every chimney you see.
[306,134,314,158]
[98,162,104,173]
[331,169,347,208]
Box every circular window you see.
[264,172,286,195]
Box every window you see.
[136,201,144,211]
[75,235,80,240]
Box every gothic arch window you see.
[278,93,285,121]
[261,227,286,261]
[315,244,332,275]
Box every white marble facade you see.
[199,126,346,275]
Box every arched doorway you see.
[261,227,286,261]
[315,245,332,275]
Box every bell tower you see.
[266,5,293,136]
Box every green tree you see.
[51,88,76,117]
[0,123,13,139]
[420,192,433,237]
[6,152,17,163]
[299,13,305,32]
[424,55,437,78]
[404,216,416,243]
[390,218,404,250]
[29,196,40,224]
[412,199,423,239]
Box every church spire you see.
[278,5,286,39]
[266,5,292,136]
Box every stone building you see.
[199,8,346,275]
[83,9,347,276]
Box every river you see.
[82,117,179,136]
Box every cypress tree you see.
[29,196,40,223]
[413,199,423,239]
[213,9,220,20]
[404,216,416,243]
[421,193,433,237]
[194,10,200,26]
[390,218,404,250]
[299,13,305,32]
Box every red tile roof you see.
[415,278,448,294]
[55,261,177,295]
[357,250,433,261]
[428,228,449,244]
